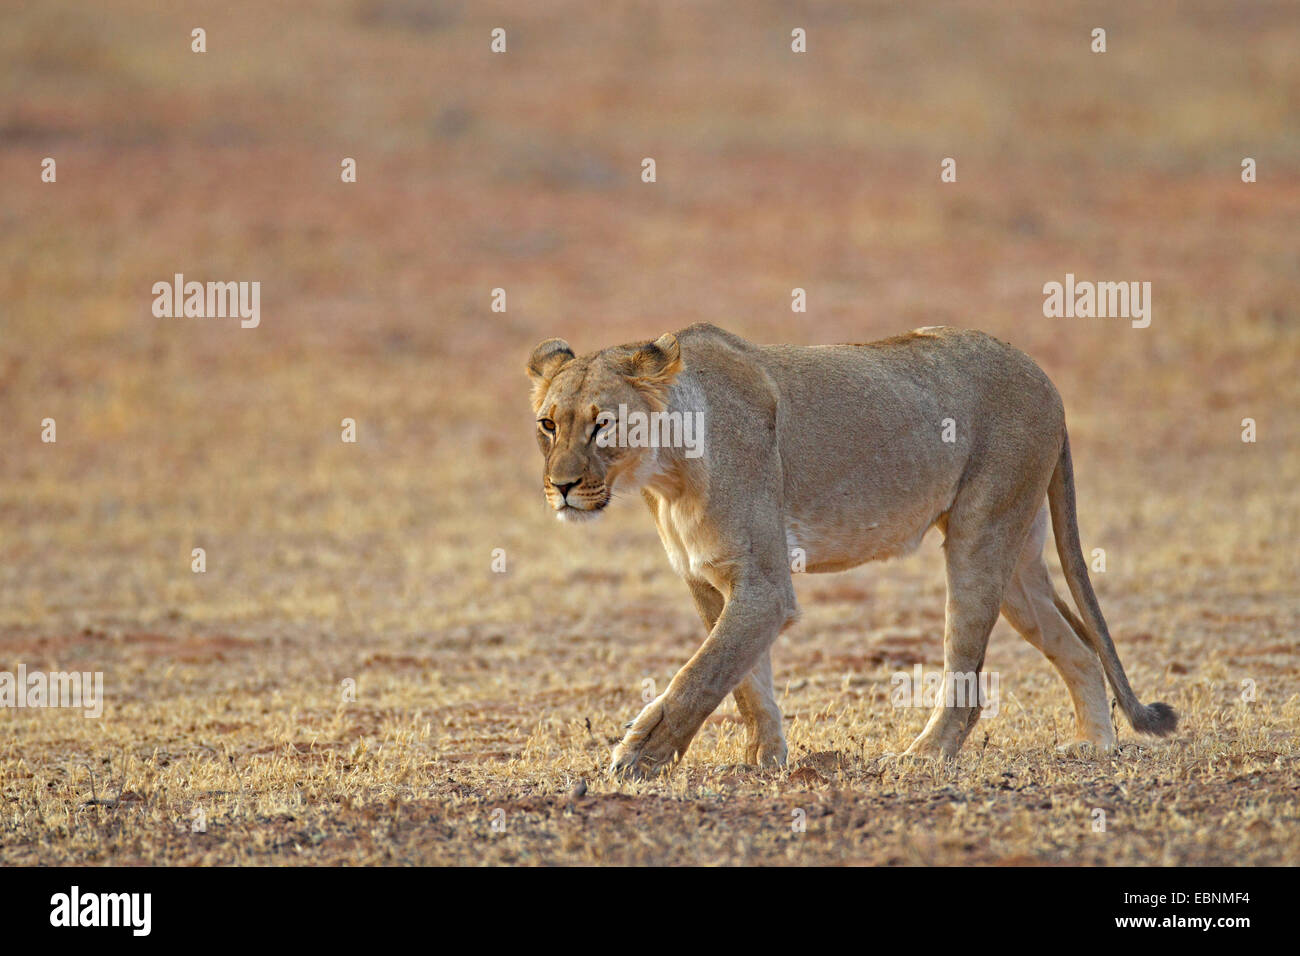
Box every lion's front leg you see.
[610,580,794,779]
[733,648,786,767]
[682,578,786,769]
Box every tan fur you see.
[526,323,1176,778]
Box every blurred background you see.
[0,2,1297,848]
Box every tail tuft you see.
[1131,701,1178,736]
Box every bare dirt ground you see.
[1,1,1297,865]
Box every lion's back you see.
[673,324,1065,470]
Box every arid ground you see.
[1,1,1297,865]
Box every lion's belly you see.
[785,488,952,573]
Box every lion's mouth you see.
[556,501,605,523]
[552,492,610,521]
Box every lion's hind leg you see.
[1001,507,1114,752]
[901,467,1046,760]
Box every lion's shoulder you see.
[674,322,760,353]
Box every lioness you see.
[526,323,1176,778]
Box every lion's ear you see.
[526,338,575,410]
[617,333,682,402]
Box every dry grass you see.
[1,0,1297,865]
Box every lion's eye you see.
[539,419,556,435]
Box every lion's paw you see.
[1055,736,1116,757]
[877,750,943,771]
[609,698,687,780]
[745,737,788,769]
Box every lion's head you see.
[525,333,682,521]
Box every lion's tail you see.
[1047,430,1177,737]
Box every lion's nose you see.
[553,480,580,499]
